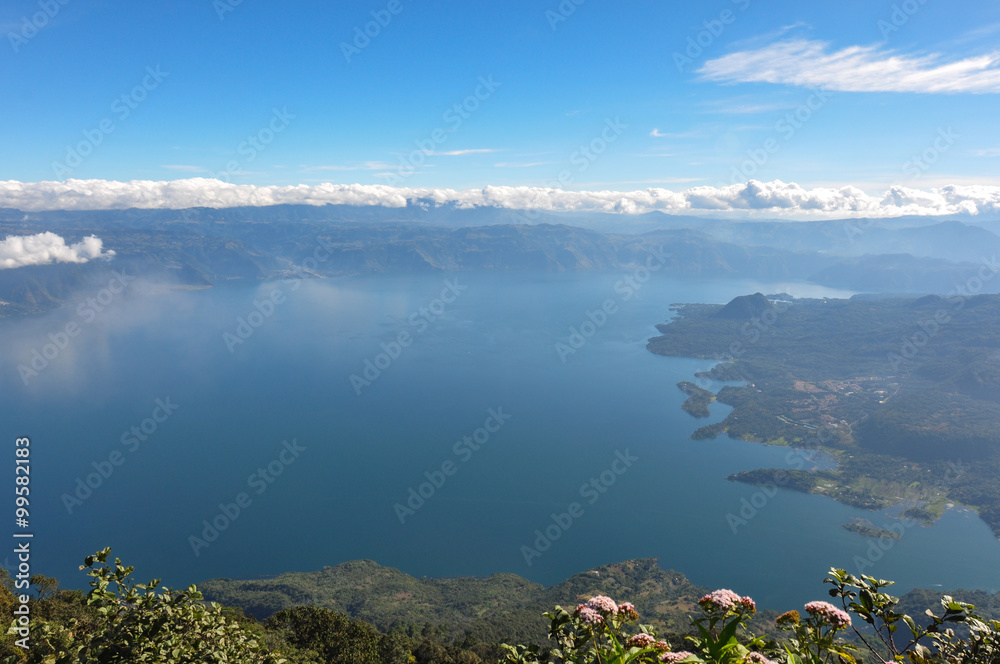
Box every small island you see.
[677,381,716,418]
[901,506,937,523]
[842,518,903,540]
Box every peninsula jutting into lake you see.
[647,292,1000,538]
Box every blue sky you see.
[2,0,999,213]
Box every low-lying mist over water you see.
[4,271,998,609]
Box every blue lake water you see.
[1,270,998,610]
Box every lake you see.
[2,269,998,610]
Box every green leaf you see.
[717,617,742,647]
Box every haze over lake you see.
[4,271,999,608]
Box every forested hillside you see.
[647,293,1000,536]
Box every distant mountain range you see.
[2,205,999,315]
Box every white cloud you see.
[649,128,712,139]
[0,232,115,270]
[1,178,999,219]
[577,178,703,186]
[427,149,499,156]
[699,39,1000,93]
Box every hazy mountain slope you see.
[696,219,1000,263]
[200,558,709,641]
[0,220,842,314]
[4,207,1000,317]
[806,253,996,293]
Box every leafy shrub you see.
[5,548,285,664]
[502,569,1000,664]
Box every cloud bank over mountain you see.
[1,178,999,218]
[0,232,114,270]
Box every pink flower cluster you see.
[575,597,612,626]
[577,606,603,626]
[745,652,777,664]
[587,595,618,614]
[699,589,756,615]
[575,595,641,627]
[626,633,656,648]
[804,601,852,628]
[618,601,639,620]
[660,650,695,663]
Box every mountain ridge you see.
[5,208,1000,317]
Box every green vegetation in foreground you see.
[503,570,1000,664]
[841,518,903,540]
[677,382,717,418]
[647,293,1000,537]
[10,549,1000,664]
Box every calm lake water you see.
[1,270,998,609]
